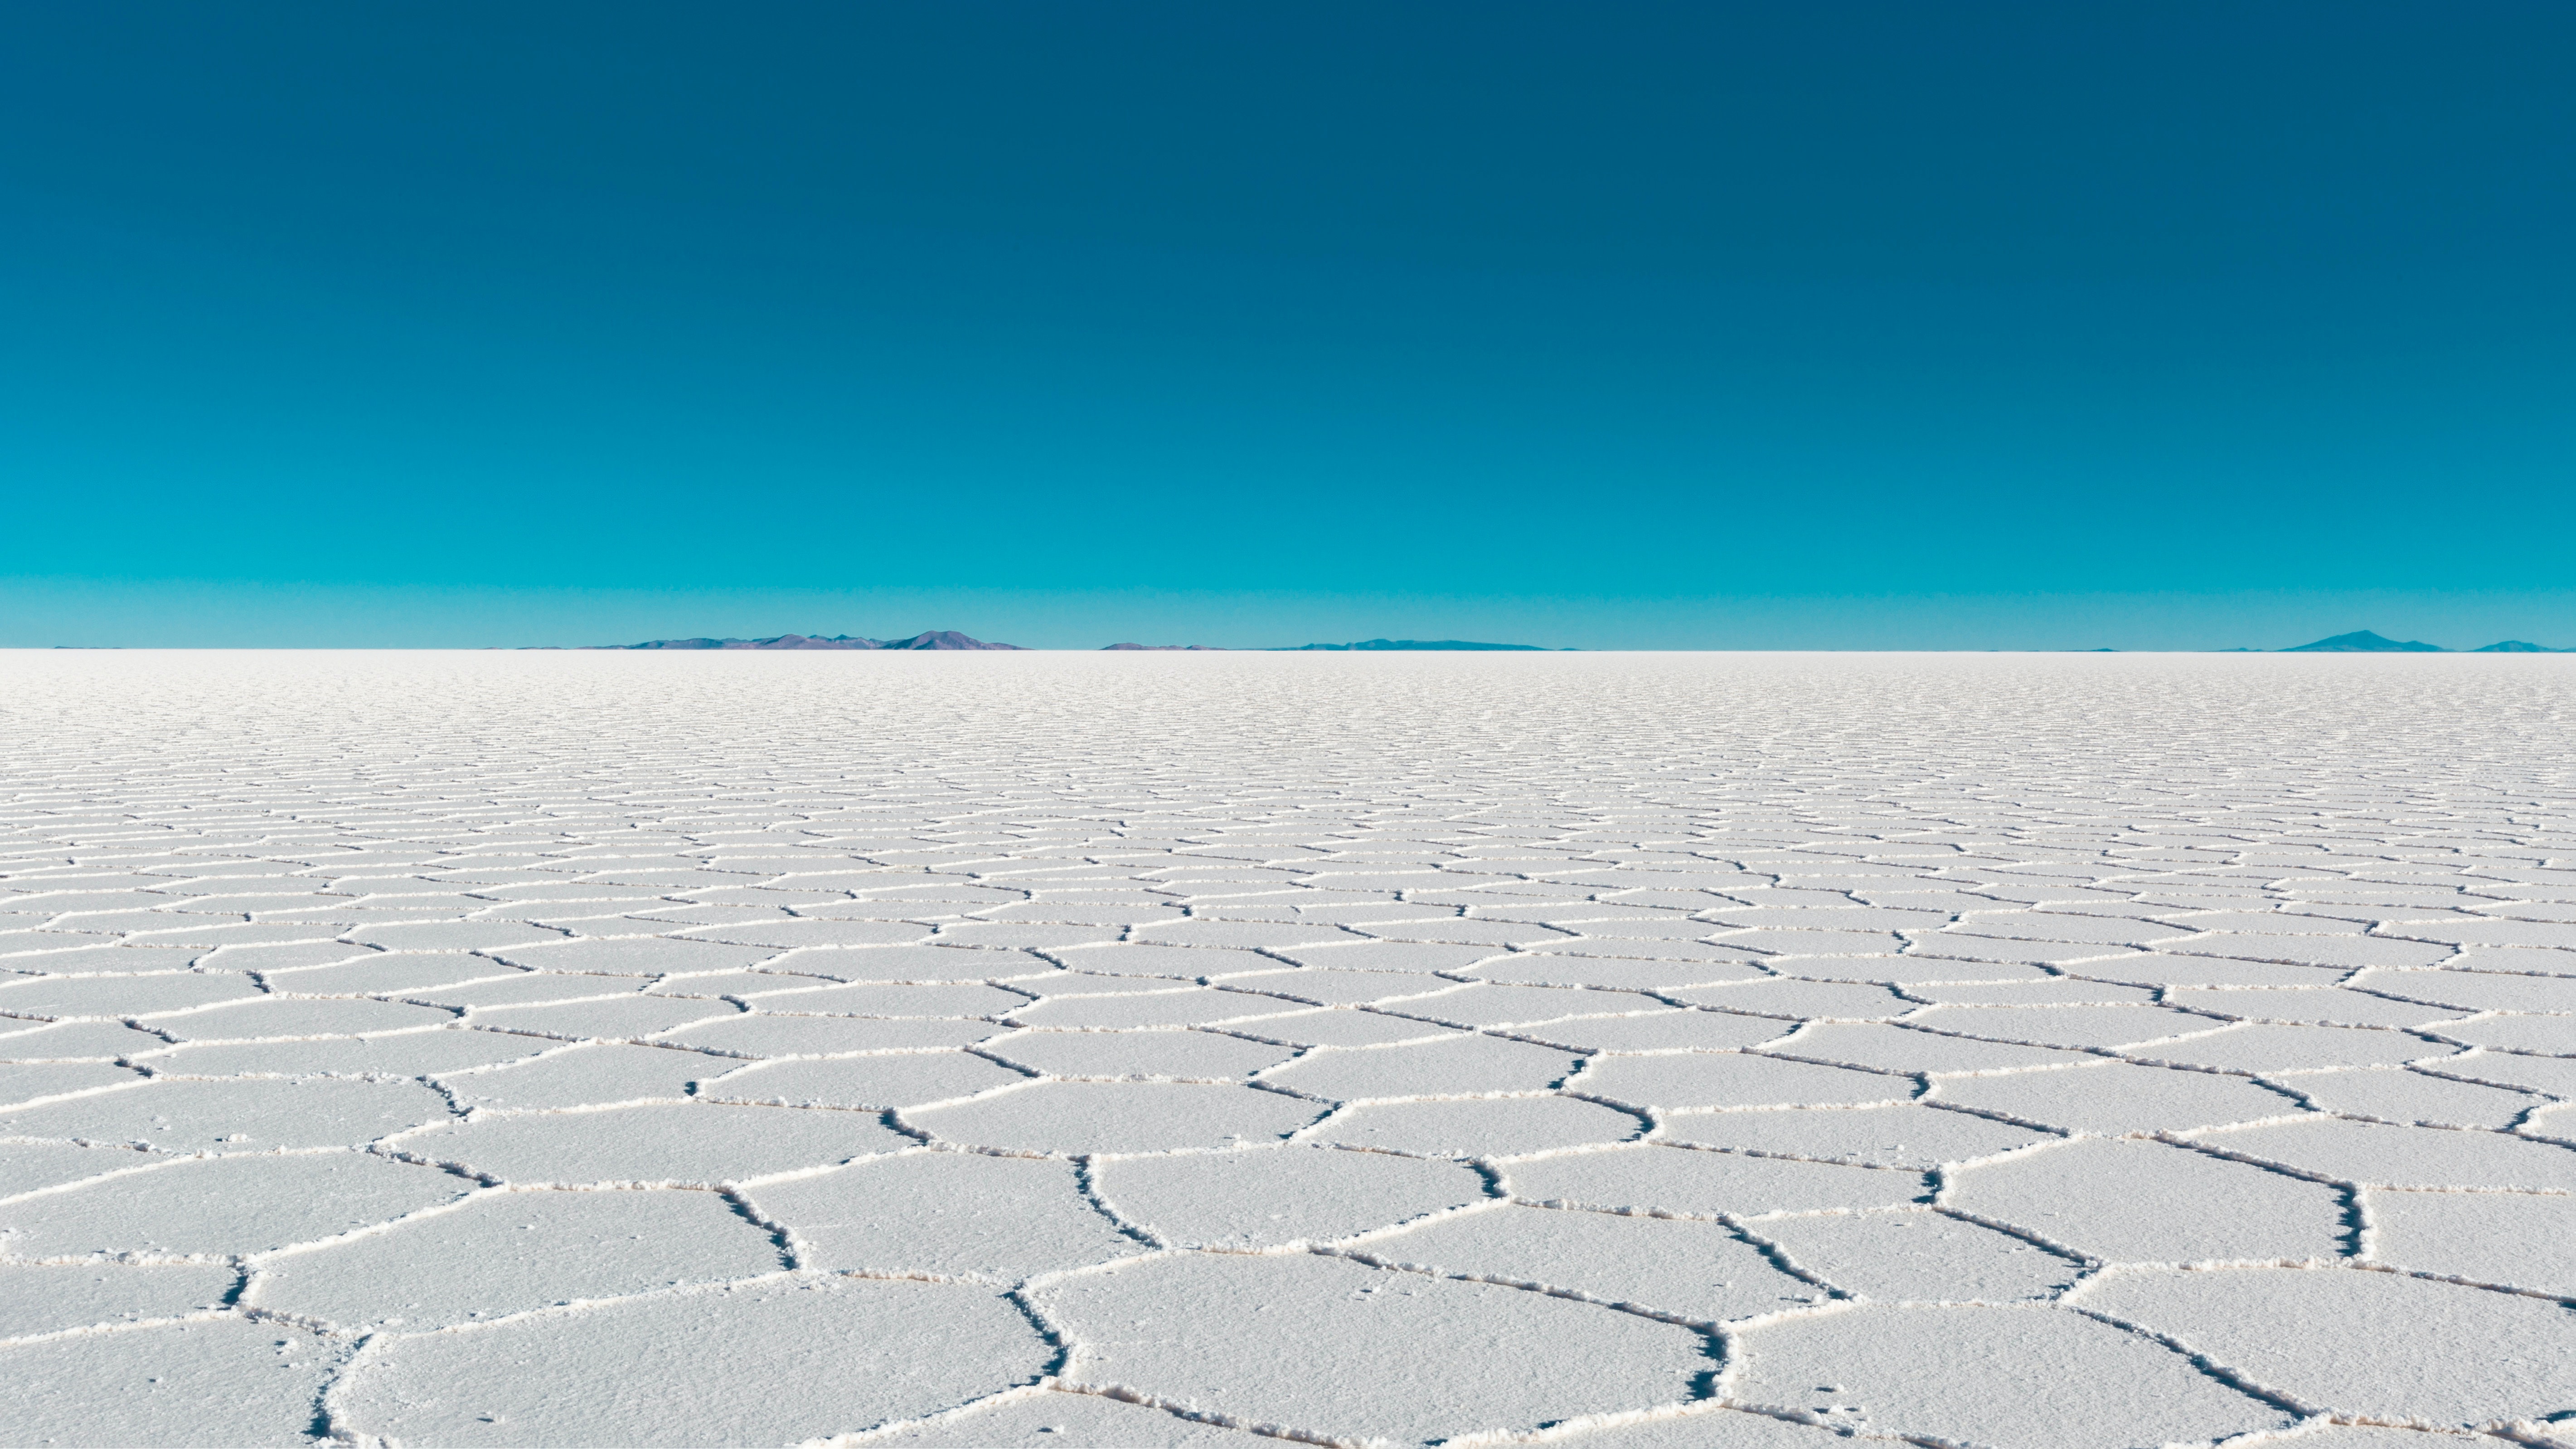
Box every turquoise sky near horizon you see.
[4,3,2573,650]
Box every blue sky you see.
[4,3,2571,649]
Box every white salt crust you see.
[0,648,2571,1446]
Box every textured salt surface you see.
[0,649,2572,1447]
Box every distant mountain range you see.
[577,634,1562,651]
[2282,630,2566,653]
[1278,639,1559,651]
[556,628,2560,654]
[588,631,1024,651]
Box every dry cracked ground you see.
[1,650,2572,1449]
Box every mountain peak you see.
[2280,630,2445,653]
[878,630,1024,651]
[2473,640,2566,653]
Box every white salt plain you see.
[1,648,2571,1447]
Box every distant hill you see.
[587,631,1024,651]
[2280,630,2571,654]
[1102,643,1223,650]
[2281,630,2445,653]
[1280,639,1557,651]
[886,631,1024,650]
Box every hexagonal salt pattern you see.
[0,648,2571,1446]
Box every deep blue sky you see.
[4,2,2571,648]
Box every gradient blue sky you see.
[5,2,2571,649]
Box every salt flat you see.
[1,649,2571,1448]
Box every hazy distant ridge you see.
[549,629,2561,653]
[2282,630,2565,653]
[1278,639,1559,652]
[589,631,1024,651]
